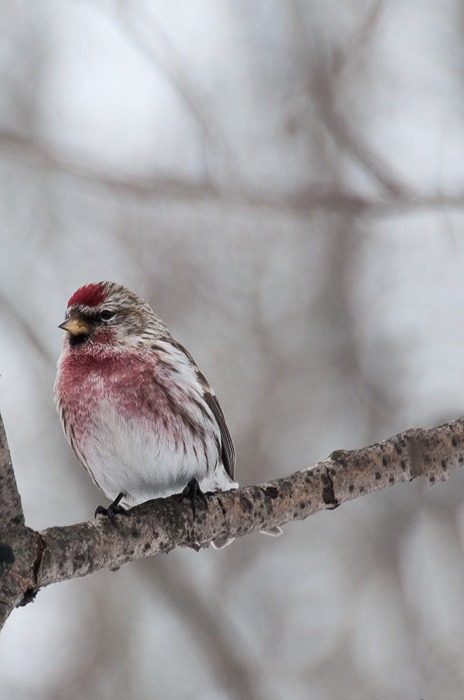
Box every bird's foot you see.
[182,478,208,519]
[95,492,127,524]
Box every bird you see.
[54,281,281,548]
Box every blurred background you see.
[1,1,464,698]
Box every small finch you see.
[54,281,281,548]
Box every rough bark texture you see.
[0,414,24,529]
[0,414,38,628]
[1,412,464,630]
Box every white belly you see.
[79,399,218,506]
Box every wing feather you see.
[156,337,236,479]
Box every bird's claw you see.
[182,478,208,519]
[95,492,127,524]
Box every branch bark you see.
[0,414,24,528]
[1,411,464,631]
[0,414,38,629]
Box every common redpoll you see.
[54,281,280,548]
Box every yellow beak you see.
[59,318,91,336]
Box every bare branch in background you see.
[138,557,263,699]
[0,291,54,364]
[1,411,464,631]
[311,64,415,199]
[1,127,464,218]
[112,0,239,187]
[332,0,388,78]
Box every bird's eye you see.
[99,310,115,321]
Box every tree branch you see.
[1,412,464,631]
[0,414,38,629]
[0,414,24,528]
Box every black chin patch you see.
[68,333,90,347]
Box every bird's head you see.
[59,282,168,348]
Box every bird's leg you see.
[182,478,208,519]
[95,492,127,524]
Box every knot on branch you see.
[0,543,15,574]
[321,468,339,509]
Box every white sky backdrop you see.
[1,1,464,698]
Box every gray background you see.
[1,1,464,698]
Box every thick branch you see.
[0,413,24,529]
[37,417,464,587]
[1,414,464,631]
[0,414,36,629]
